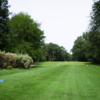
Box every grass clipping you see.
[0,51,33,69]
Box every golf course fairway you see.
[0,62,100,100]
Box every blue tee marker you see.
[0,79,4,82]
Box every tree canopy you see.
[0,0,10,50]
[0,0,74,62]
[5,12,45,61]
[71,36,87,61]
[71,1,100,63]
[90,0,100,31]
[40,43,71,61]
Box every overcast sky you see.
[8,0,93,53]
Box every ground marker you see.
[0,79,4,82]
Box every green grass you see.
[0,62,100,100]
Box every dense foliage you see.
[71,36,87,61]
[72,0,100,63]
[0,0,71,62]
[6,12,45,61]
[0,51,33,69]
[40,43,71,61]
[90,0,100,31]
[0,0,10,50]
[1,0,100,63]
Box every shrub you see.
[0,51,33,69]
[0,68,2,70]
[0,51,6,68]
[7,66,13,70]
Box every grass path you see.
[0,62,100,100]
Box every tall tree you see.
[7,12,45,61]
[90,0,100,31]
[40,43,71,61]
[0,0,10,50]
[71,1,100,63]
[84,31,100,63]
[86,0,100,63]
[71,36,87,61]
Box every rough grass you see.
[0,62,100,100]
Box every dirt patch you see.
[30,62,38,67]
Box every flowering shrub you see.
[7,66,13,70]
[0,51,33,69]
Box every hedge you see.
[0,51,33,69]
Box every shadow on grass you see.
[31,65,44,69]
[85,62,100,67]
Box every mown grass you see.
[0,62,100,100]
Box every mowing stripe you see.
[0,62,100,100]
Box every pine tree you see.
[0,0,10,50]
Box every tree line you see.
[1,0,100,63]
[71,0,100,63]
[0,0,71,61]
[40,43,71,61]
